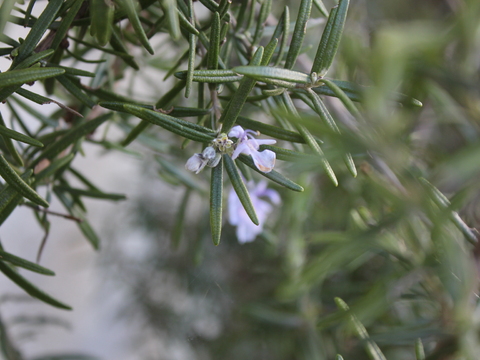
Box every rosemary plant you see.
[0,0,480,359]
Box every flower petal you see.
[251,180,267,194]
[228,187,241,226]
[228,180,281,244]
[255,139,277,146]
[251,149,276,173]
[263,189,281,205]
[231,142,251,159]
[228,126,245,139]
[236,221,261,243]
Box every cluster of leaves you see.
[0,0,362,305]
[0,0,480,359]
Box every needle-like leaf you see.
[0,0,16,36]
[185,0,196,98]
[56,75,96,108]
[282,92,338,186]
[101,102,216,142]
[162,0,181,40]
[51,0,84,50]
[284,0,312,70]
[0,124,44,147]
[0,251,55,275]
[116,0,154,54]
[307,89,357,177]
[54,188,100,250]
[274,6,290,67]
[233,66,311,85]
[224,155,259,225]
[175,69,242,83]
[415,338,425,360]
[12,0,63,65]
[313,0,328,17]
[31,113,112,167]
[0,261,71,310]
[0,111,24,166]
[89,0,115,46]
[207,12,221,71]
[0,155,49,207]
[14,49,54,70]
[0,171,32,225]
[220,46,264,132]
[198,0,219,12]
[311,0,349,76]
[210,159,223,245]
[420,177,478,244]
[0,67,65,91]
[252,0,271,47]
[238,155,304,192]
[335,297,387,360]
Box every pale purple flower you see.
[228,180,281,244]
[228,126,276,173]
[185,146,221,174]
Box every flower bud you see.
[185,153,208,174]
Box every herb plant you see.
[0,0,480,359]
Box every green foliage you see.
[0,0,480,359]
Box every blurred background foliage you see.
[1,0,480,359]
